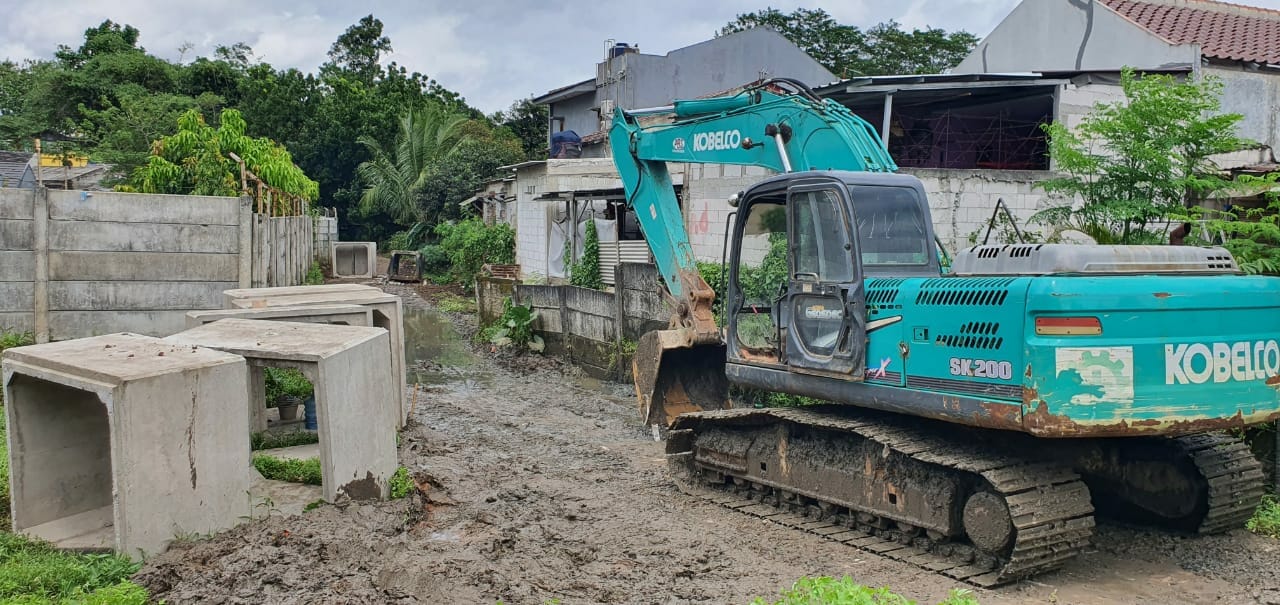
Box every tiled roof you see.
[1101,0,1280,64]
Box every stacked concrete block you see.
[185,304,374,329]
[164,319,398,502]
[2,333,251,560]
[222,285,408,426]
[330,242,377,278]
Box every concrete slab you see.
[221,284,377,308]
[222,287,408,426]
[186,304,374,329]
[165,319,398,502]
[2,333,251,560]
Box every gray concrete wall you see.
[1206,65,1280,152]
[476,263,667,379]
[955,0,1199,73]
[0,187,312,341]
[549,93,600,141]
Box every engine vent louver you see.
[866,278,905,308]
[914,278,1015,307]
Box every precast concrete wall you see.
[476,262,667,380]
[0,187,313,341]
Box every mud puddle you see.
[402,305,493,389]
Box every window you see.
[734,200,787,351]
[792,189,854,282]
[850,186,930,266]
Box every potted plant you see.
[265,368,313,422]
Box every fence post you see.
[614,263,625,348]
[32,187,48,343]
[559,284,570,362]
[237,196,252,289]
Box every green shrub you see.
[569,219,604,290]
[304,261,325,285]
[0,532,146,603]
[753,576,978,605]
[264,367,312,405]
[488,297,544,353]
[389,467,413,499]
[252,455,322,485]
[418,244,450,274]
[0,329,34,352]
[435,219,515,289]
[250,430,320,451]
[1248,493,1280,538]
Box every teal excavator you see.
[608,79,1278,585]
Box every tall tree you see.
[719,8,977,77]
[1033,69,1246,244]
[495,97,550,160]
[323,14,392,85]
[356,105,469,225]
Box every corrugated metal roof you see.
[1102,0,1280,64]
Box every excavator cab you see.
[637,170,939,427]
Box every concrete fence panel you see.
[0,187,313,341]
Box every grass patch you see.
[252,455,322,486]
[302,499,325,513]
[389,467,413,499]
[1248,493,1280,538]
[1,407,9,528]
[250,430,319,451]
[436,294,476,314]
[0,532,147,604]
[753,577,979,605]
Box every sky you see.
[4,0,1280,114]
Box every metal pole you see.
[880,93,894,151]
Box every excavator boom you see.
[609,79,895,425]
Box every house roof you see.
[1101,0,1280,64]
[0,151,31,186]
[533,79,595,105]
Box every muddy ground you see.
[136,281,1280,604]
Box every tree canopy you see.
[0,15,517,243]
[719,8,978,78]
[1034,69,1246,244]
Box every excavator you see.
[607,79,1277,586]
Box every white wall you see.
[955,0,1198,74]
[1206,66,1280,152]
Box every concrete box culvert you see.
[221,285,408,427]
[2,333,251,561]
[164,318,399,503]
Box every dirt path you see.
[136,282,1280,604]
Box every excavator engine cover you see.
[633,329,730,428]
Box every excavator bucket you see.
[632,329,730,429]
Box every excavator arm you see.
[608,79,896,427]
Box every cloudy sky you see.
[4,0,1280,113]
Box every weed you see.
[252,455,323,485]
[0,329,34,352]
[437,294,476,314]
[303,499,325,512]
[389,466,413,499]
[488,298,544,353]
[250,430,319,451]
[0,532,148,603]
[753,576,978,605]
[1248,493,1280,538]
[304,261,325,285]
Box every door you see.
[784,183,866,377]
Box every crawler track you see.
[1174,433,1267,535]
[667,407,1096,587]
